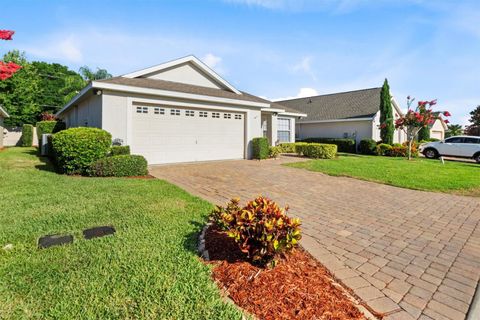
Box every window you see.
[136,106,148,114]
[170,109,180,116]
[186,110,195,117]
[235,114,242,120]
[212,112,220,118]
[199,111,208,117]
[277,118,291,143]
[463,137,480,144]
[154,107,165,115]
[445,137,463,143]
[224,113,231,119]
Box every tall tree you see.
[79,66,112,81]
[445,124,463,138]
[465,105,480,136]
[379,79,394,144]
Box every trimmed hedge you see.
[269,146,281,158]
[88,155,148,177]
[111,145,130,156]
[21,124,34,147]
[36,121,66,145]
[277,143,296,153]
[302,143,337,159]
[252,137,269,160]
[358,139,377,155]
[300,138,356,153]
[376,143,393,156]
[52,127,112,174]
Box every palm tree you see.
[79,66,112,81]
[445,124,463,138]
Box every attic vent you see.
[307,99,312,104]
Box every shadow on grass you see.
[183,220,206,255]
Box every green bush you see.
[419,138,440,143]
[303,143,337,159]
[52,127,112,174]
[21,124,33,147]
[269,146,281,158]
[358,139,377,155]
[389,145,407,157]
[211,196,301,266]
[294,142,308,156]
[46,135,57,164]
[36,121,66,145]
[300,138,356,153]
[277,143,296,153]
[88,155,148,177]
[110,145,130,156]
[376,143,393,156]
[252,137,269,160]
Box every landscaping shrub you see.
[211,196,301,266]
[52,127,112,174]
[302,143,337,159]
[21,124,33,147]
[88,155,148,177]
[419,138,440,143]
[358,139,377,155]
[46,135,57,164]
[389,145,408,157]
[36,121,66,145]
[277,143,296,153]
[110,145,130,156]
[300,138,356,153]
[268,146,281,158]
[376,143,393,156]
[252,137,269,160]
[294,142,308,156]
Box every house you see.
[0,106,9,149]
[56,55,305,165]
[429,117,448,140]
[277,88,407,145]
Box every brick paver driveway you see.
[150,156,480,320]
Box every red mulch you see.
[205,225,367,320]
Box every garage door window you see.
[277,118,291,142]
[235,114,242,120]
[186,110,195,117]
[154,107,165,115]
[170,109,180,116]
[212,112,220,118]
[199,111,208,117]
[224,113,231,119]
[136,106,148,114]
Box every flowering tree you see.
[0,30,21,80]
[394,96,450,160]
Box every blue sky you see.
[2,0,479,125]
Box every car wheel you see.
[423,148,438,159]
[474,153,480,164]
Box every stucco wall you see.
[297,120,372,145]
[430,119,445,140]
[144,63,222,89]
[371,111,406,143]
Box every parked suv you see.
[419,136,480,163]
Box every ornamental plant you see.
[0,30,21,80]
[382,97,450,160]
[211,196,302,266]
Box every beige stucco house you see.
[277,88,407,145]
[56,55,305,165]
[429,118,448,140]
[0,106,9,149]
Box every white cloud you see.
[26,35,83,63]
[202,53,222,69]
[292,56,317,81]
[272,87,318,101]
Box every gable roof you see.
[0,105,9,118]
[277,87,382,122]
[122,55,241,94]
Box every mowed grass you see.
[0,148,240,319]
[286,153,480,195]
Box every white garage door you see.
[431,130,443,140]
[131,105,245,164]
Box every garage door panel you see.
[131,106,244,164]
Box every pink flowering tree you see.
[0,30,21,80]
[394,96,450,160]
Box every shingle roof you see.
[97,76,269,104]
[276,87,382,122]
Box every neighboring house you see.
[429,117,448,140]
[0,106,9,149]
[56,55,305,165]
[277,88,406,145]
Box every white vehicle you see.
[419,136,480,163]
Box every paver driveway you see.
[150,156,480,320]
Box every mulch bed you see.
[204,225,367,320]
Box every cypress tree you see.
[379,79,394,144]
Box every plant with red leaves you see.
[39,112,57,121]
[0,29,21,80]
[211,196,301,266]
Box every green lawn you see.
[0,148,240,319]
[286,153,480,196]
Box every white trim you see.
[55,83,93,117]
[0,106,9,118]
[279,112,307,117]
[122,55,242,95]
[391,96,404,116]
[261,107,285,113]
[298,117,373,124]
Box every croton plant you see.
[211,196,301,266]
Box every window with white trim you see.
[212,112,220,118]
[199,111,208,117]
[154,107,165,115]
[170,109,180,116]
[136,106,148,114]
[186,110,195,117]
[277,118,291,143]
[235,114,242,120]
[224,113,231,119]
